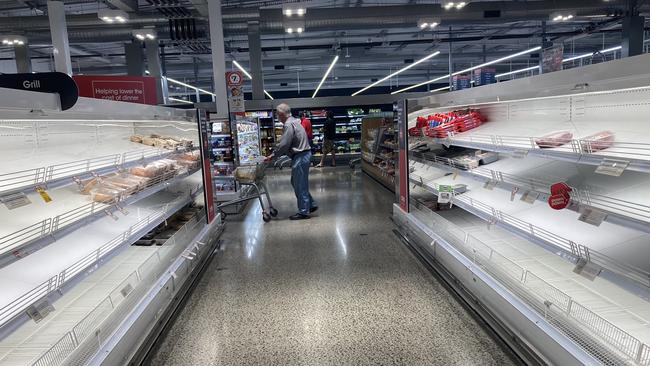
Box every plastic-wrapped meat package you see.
[156,159,179,171]
[579,131,615,152]
[89,182,126,203]
[130,135,143,143]
[534,131,573,148]
[177,150,200,161]
[104,173,150,192]
[130,164,163,177]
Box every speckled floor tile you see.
[146,168,521,366]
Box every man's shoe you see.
[310,206,319,213]
[290,213,311,220]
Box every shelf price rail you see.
[409,152,650,233]
[0,192,195,331]
[0,164,201,261]
[0,145,193,197]
[419,132,650,174]
[405,201,650,366]
[409,172,650,290]
[32,212,211,366]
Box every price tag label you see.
[483,180,497,190]
[578,207,607,227]
[520,190,539,204]
[1,192,31,210]
[510,187,520,201]
[35,187,52,203]
[594,158,629,177]
[512,149,529,159]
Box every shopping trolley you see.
[217,162,278,222]
[273,155,292,170]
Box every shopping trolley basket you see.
[217,162,278,222]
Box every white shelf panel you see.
[0,167,201,263]
[410,162,650,282]
[411,151,650,233]
[422,205,650,346]
[0,246,157,365]
[0,169,202,328]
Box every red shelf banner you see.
[73,75,158,105]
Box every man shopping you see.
[264,103,317,220]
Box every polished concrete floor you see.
[147,168,521,366]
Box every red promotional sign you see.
[548,182,572,210]
[73,75,158,105]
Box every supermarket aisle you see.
[147,168,520,366]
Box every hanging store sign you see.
[0,72,79,110]
[542,45,564,73]
[225,71,245,114]
[72,75,158,105]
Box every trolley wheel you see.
[269,207,278,217]
[262,212,272,222]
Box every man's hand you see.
[264,154,274,162]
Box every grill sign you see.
[0,72,78,110]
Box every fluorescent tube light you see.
[496,65,541,78]
[264,90,275,100]
[166,77,216,97]
[312,55,339,98]
[391,46,541,94]
[430,85,451,93]
[169,97,193,104]
[232,60,253,79]
[562,45,622,63]
[352,51,440,96]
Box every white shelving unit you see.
[0,90,223,366]
[396,55,650,366]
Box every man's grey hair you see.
[276,103,291,115]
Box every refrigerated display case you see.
[209,116,236,194]
[0,87,223,366]
[245,110,274,156]
[360,111,397,191]
[394,54,650,366]
[236,118,262,164]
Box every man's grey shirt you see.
[275,116,311,158]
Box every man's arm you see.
[269,122,294,159]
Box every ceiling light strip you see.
[496,45,623,79]
[562,45,622,63]
[496,65,541,78]
[166,77,216,97]
[391,46,541,94]
[168,97,194,104]
[351,51,440,96]
[312,55,339,98]
[233,60,274,99]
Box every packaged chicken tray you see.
[579,131,615,153]
[534,131,573,148]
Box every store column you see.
[47,0,72,75]
[208,0,229,117]
[14,42,32,73]
[621,1,644,58]
[248,21,264,100]
[145,39,168,104]
[125,41,144,76]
